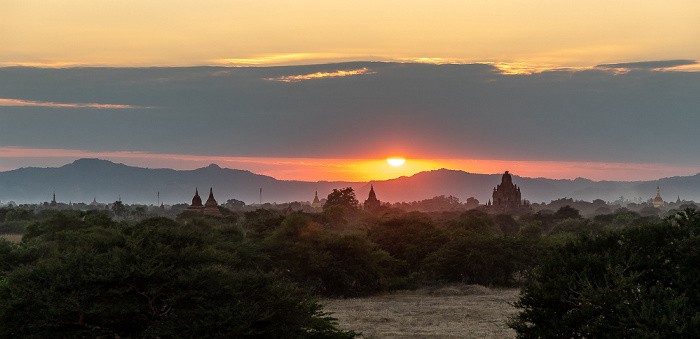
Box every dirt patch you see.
[322,285,520,338]
[0,234,22,243]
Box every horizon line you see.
[2,153,700,184]
[2,59,699,75]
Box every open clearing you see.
[323,285,520,339]
[0,234,22,243]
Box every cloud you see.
[0,61,88,68]
[0,98,152,109]
[264,67,376,82]
[1,62,700,174]
[597,60,698,70]
[215,53,359,66]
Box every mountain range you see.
[1,158,699,205]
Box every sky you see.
[1,1,700,182]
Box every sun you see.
[387,158,406,167]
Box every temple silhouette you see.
[311,190,322,208]
[487,171,530,213]
[187,187,222,216]
[653,183,665,208]
[364,185,381,211]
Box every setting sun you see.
[387,158,406,167]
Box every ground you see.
[0,234,22,242]
[322,285,519,339]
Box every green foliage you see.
[4,209,33,222]
[266,214,397,296]
[548,218,603,237]
[321,205,348,229]
[518,221,543,239]
[323,187,359,210]
[0,221,27,234]
[242,208,286,240]
[510,208,700,338]
[422,232,537,286]
[0,213,357,338]
[494,214,520,235]
[447,210,496,235]
[553,205,581,220]
[367,212,448,273]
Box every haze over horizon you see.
[2,1,699,182]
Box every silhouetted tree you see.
[323,187,359,210]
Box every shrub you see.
[510,209,700,338]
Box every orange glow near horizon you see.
[2,147,700,182]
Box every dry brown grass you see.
[322,284,520,339]
[0,233,23,243]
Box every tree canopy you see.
[510,208,700,337]
[0,212,356,338]
[323,187,359,210]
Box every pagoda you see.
[364,185,381,211]
[311,190,322,208]
[203,188,222,216]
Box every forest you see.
[1,188,700,337]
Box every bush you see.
[510,209,700,337]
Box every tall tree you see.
[323,187,359,210]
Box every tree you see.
[323,187,359,210]
[366,213,447,273]
[510,209,700,337]
[265,214,397,297]
[111,200,126,220]
[223,198,246,210]
[553,205,581,220]
[0,213,357,338]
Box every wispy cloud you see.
[488,62,589,75]
[264,68,375,82]
[597,60,699,72]
[395,58,587,75]
[215,53,357,66]
[0,98,152,109]
[397,57,463,65]
[0,61,87,68]
[218,54,312,65]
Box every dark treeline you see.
[2,189,700,337]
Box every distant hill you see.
[1,158,699,205]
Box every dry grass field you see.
[323,285,520,339]
[0,234,22,243]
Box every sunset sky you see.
[2,1,700,182]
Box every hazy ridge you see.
[1,158,698,205]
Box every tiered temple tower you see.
[653,184,665,208]
[311,190,322,208]
[186,188,204,211]
[364,185,381,211]
[491,171,523,211]
[203,188,222,215]
[187,187,222,215]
